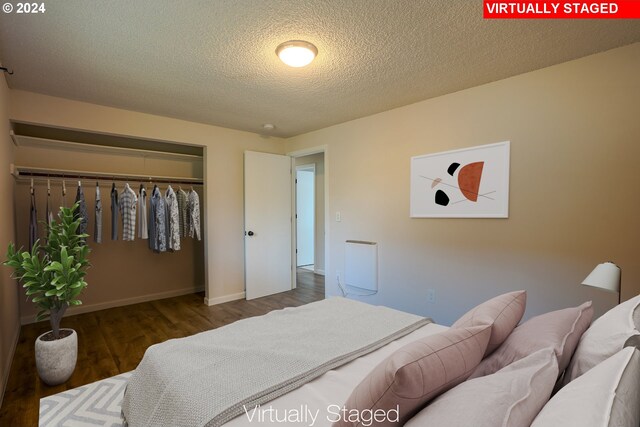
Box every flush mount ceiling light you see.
[276,40,318,67]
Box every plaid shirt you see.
[119,184,138,241]
[177,188,188,238]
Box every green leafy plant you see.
[4,203,90,339]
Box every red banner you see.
[483,1,640,18]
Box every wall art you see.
[410,141,510,218]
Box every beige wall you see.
[0,75,19,407]
[295,153,325,273]
[13,141,206,322]
[284,43,640,325]
[9,90,285,308]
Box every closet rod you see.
[12,165,203,186]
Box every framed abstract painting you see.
[410,141,510,218]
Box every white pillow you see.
[405,348,558,427]
[564,294,640,383]
[532,347,640,427]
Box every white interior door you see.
[244,151,292,300]
[296,167,315,266]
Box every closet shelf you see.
[10,132,203,161]
[11,165,204,186]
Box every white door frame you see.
[287,145,329,295]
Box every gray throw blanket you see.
[122,297,431,427]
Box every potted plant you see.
[4,203,90,385]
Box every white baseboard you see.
[314,269,325,276]
[0,320,20,409]
[20,286,205,325]
[204,292,245,306]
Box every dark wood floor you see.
[0,269,324,426]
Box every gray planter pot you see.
[35,328,77,386]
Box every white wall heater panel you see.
[345,240,378,291]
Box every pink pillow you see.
[452,290,526,355]
[333,324,491,427]
[471,302,593,379]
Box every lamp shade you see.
[582,262,621,293]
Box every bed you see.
[122,293,640,427]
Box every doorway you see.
[292,151,326,289]
[296,165,315,270]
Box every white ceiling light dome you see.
[276,40,318,68]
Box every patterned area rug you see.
[39,372,130,427]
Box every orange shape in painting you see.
[458,162,484,202]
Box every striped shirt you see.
[138,186,148,239]
[111,184,119,240]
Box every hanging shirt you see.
[119,184,138,242]
[45,189,54,229]
[187,189,201,241]
[111,183,119,240]
[165,186,180,251]
[29,189,38,252]
[75,184,89,237]
[62,181,67,207]
[149,186,167,252]
[176,188,189,238]
[94,184,102,244]
[45,188,53,245]
[148,186,156,250]
[138,185,148,240]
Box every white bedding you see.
[224,322,449,427]
[123,298,431,427]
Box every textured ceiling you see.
[1,1,639,138]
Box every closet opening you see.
[10,122,206,324]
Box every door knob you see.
[247,231,254,236]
